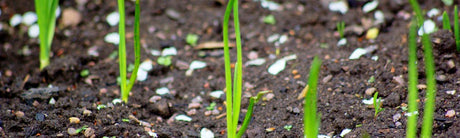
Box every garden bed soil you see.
[1,0,460,137]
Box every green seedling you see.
[35,0,59,70]
[97,104,107,110]
[75,125,88,134]
[263,15,276,25]
[406,20,418,138]
[206,102,217,111]
[122,118,130,122]
[337,21,345,39]
[283,125,293,131]
[455,6,460,51]
[373,92,384,118]
[117,0,141,103]
[238,90,271,137]
[442,11,451,31]
[186,34,199,46]
[409,0,438,137]
[80,69,90,77]
[157,56,172,66]
[304,56,322,138]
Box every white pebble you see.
[260,0,280,11]
[245,58,266,66]
[28,24,39,38]
[10,14,22,27]
[445,110,456,117]
[340,128,352,137]
[210,90,224,99]
[112,98,122,104]
[150,49,161,56]
[22,12,37,26]
[278,35,288,44]
[418,20,437,35]
[49,97,56,105]
[200,128,215,138]
[156,87,170,95]
[329,1,349,14]
[175,114,192,122]
[106,12,120,26]
[104,32,120,45]
[149,95,162,103]
[363,0,379,13]
[161,47,177,56]
[374,10,385,23]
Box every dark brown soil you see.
[1,0,460,137]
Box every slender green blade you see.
[117,0,128,103]
[304,57,322,138]
[232,0,243,131]
[127,0,141,93]
[223,0,235,137]
[35,0,58,70]
[406,21,419,138]
[454,6,460,51]
[442,11,451,31]
[237,91,271,137]
[420,33,437,138]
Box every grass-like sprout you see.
[373,92,384,118]
[406,20,419,138]
[454,6,460,51]
[337,21,345,39]
[223,0,270,137]
[304,56,322,138]
[34,0,59,70]
[117,0,141,103]
[442,11,451,31]
[409,0,437,137]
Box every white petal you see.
[104,32,120,45]
[268,59,286,75]
[210,90,224,99]
[337,38,347,46]
[340,128,352,137]
[10,14,22,27]
[267,34,280,43]
[278,35,288,44]
[245,58,266,66]
[139,60,153,71]
[28,24,39,38]
[189,61,207,70]
[106,12,120,26]
[374,10,385,23]
[329,1,349,14]
[260,0,280,11]
[156,87,170,95]
[112,98,123,104]
[22,12,37,26]
[349,48,367,60]
[200,128,215,138]
[427,8,440,18]
[281,54,297,61]
[136,70,148,81]
[150,49,161,56]
[363,0,378,13]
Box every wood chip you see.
[297,85,309,100]
[194,41,235,49]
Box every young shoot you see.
[454,6,460,51]
[442,11,451,31]
[406,20,419,138]
[117,0,141,103]
[337,21,345,39]
[34,0,59,70]
[373,92,384,118]
[304,56,322,138]
[409,0,438,137]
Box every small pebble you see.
[210,91,224,99]
[165,9,182,21]
[156,87,170,95]
[106,12,119,26]
[362,0,379,13]
[212,109,220,115]
[322,75,333,83]
[4,70,12,77]
[204,110,212,116]
[200,128,215,138]
[393,76,405,86]
[392,113,401,122]
[436,74,447,82]
[56,133,64,137]
[14,111,25,118]
[247,51,258,60]
[445,110,456,117]
[446,90,456,95]
[83,109,92,116]
[84,128,95,137]
[292,107,300,114]
[187,109,197,116]
[35,113,45,121]
[175,114,192,122]
[365,87,377,96]
[61,8,82,27]
[69,117,80,124]
[447,60,455,69]
[67,128,78,136]
[28,24,39,38]
[33,100,40,107]
[10,14,22,27]
[149,96,162,103]
[139,120,151,127]
[395,122,402,127]
[417,84,427,89]
[188,103,201,109]
[191,96,203,103]
[265,93,275,101]
[49,97,56,105]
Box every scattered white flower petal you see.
[137,70,148,81]
[267,34,280,43]
[340,128,352,137]
[278,35,288,44]
[139,60,153,71]
[259,0,280,11]
[245,58,266,66]
[446,90,456,95]
[427,8,440,18]
[106,12,120,26]
[362,97,383,105]
[49,97,56,105]
[22,12,37,26]
[210,90,224,99]
[175,114,192,122]
[405,111,419,117]
[349,48,367,60]
[374,10,384,23]
[200,128,215,138]
[329,1,349,14]
[150,49,161,56]
[28,24,39,38]
[10,14,22,27]
[445,110,456,117]
[156,87,170,95]
[88,46,99,57]
[268,54,297,75]
[104,32,120,45]
[318,135,331,138]
[337,38,347,46]
[281,54,297,61]
[112,98,123,104]
[161,47,177,56]
[442,0,454,6]
[363,0,378,13]
[148,131,158,137]
[189,60,207,70]
[418,20,437,35]
[371,55,379,61]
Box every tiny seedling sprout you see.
[117,0,141,103]
[406,20,418,138]
[34,0,59,70]
[373,92,384,118]
[454,5,460,51]
[186,34,199,46]
[304,56,322,138]
[442,11,451,31]
[337,21,345,39]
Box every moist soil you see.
[1,0,460,137]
